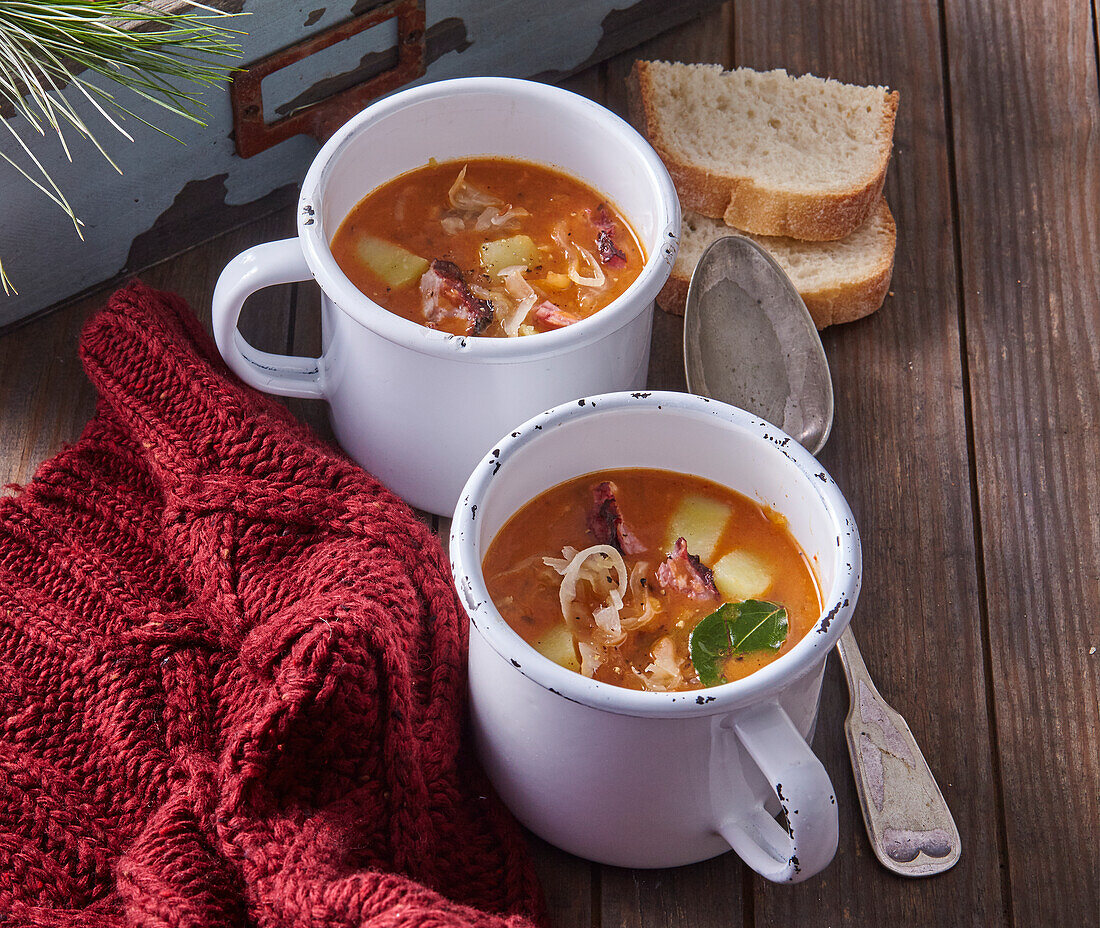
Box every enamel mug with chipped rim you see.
[449,392,862,881]
[211,77,679,516]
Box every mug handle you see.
[212,238,326,399]
[715,700,838,883]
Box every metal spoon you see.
[683,235,961,877]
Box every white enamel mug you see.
[449,392,862,882]
[212,77,679,515]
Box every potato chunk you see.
[357,236,429,288]
[480,234,539,276]
[532,625,580,672]
[712,549,774,601]
[665,495,731,561]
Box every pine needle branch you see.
[0,0,245,295]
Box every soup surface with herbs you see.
[330,157,645,337]
[483,469,822,692]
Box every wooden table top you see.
[1,3,1096,925]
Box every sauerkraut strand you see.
[642,636,685,691]
[619,561,659,631]
[498,266,538,336]
[578,641,604,678]
[440,214,465,234]
[447,165,503,212]
[568,244,607,288]
[475,205,530,231]
[546,544,628,627]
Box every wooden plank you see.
[0,292,100,490]
[533,0,726,82]
[603,3,732,395]
[514,58,608,928]
[527,838,594,928]
[599,9,756,928]
[0,209,297,489]
[730,2,1006,924]
[601,857,748,928]
[942,0,1100,923]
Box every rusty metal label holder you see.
[231,0,426,158]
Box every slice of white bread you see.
[628,61,899,241]
[658,198,896,329]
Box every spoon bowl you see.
[683,236,833,454]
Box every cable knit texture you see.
[0,282,544,927]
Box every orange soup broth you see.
[483,469,822,691]
[330,158,645,337]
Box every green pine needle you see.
[0,0,245,296]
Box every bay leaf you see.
[688,600,789,687]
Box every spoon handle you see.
[836,626,961,876]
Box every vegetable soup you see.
[330,158,645,337]
[483,469,821,692]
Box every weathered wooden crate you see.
[0,0,719,329]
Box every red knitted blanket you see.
[0,282,544,927]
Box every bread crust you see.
[629,61,900,242]
[656,200,897,329]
